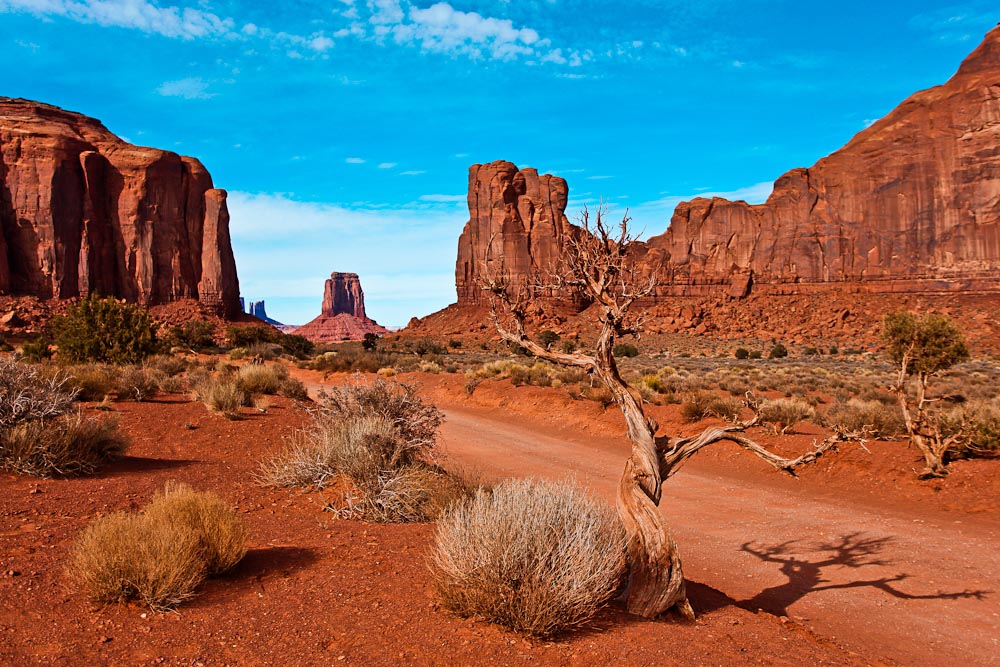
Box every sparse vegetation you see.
[760,398,816,434]
[1,358,127,476]
[50,295,158,364]
[191,373,252,420]
[259,378,466,522]
[68,483,247,610]
[680,391,743,423]
[884,311,972,477]
[768,343,789,359]
[432,477,625,638]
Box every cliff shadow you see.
[739,532,989,616]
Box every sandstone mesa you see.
[0,97,241,317]
[295,272,389,342]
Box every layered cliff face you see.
[455,160,580,304]
[295,272,388,342]
[0,98,241,316]
[643,24,1000,296]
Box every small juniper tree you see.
[883,311,971,478]
[482,207,861,619]
[50,295,158,364]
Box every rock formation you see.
[642,23,1000,297]
[0,98,241,316]
[246,299,283,327]
[455,160,581,304]
[322,272,367,319]
[295,272,388,342]
[449,26,1000,313]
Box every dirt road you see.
[437,404,1000,667]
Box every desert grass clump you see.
[144,482,249,575]
[759,398,817,434]
[1,412,129,477]
[432,478,626,638]
[680,391,743,423]
[191,373,251,419]
[235,363,286,395]
[824,399,904,439]
[69,483,247,610]
[259,378,459,522]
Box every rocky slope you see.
[295,272,388,342]
[0,98,241,316]
[642,22,1000,297]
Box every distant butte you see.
[294,272,388,342]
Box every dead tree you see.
[481,207,860,619]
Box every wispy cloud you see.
[345,157,366,164]
[156,77,214,99]
[0,0,234,39]
[378,162,398,169]
[400,169,426,175]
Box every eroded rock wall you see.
[0,98,241,316]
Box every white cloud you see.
[309,34,334,51]
[366,0,548,61]
[378,162,398,169]
[345,157,366,164]
[227,191,467,326]
[156,77,214,99]
[0,0,234,39]
[400,170,426,175]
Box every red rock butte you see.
[453,25,1000,308]
[295,272,388,342]
[0,98,241,316]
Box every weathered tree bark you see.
[482,208,857,619]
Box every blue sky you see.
[1,1,996,326]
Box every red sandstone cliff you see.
[455,160,581,304]
[295,272,388,342]
[0,98,241,316]
[643,24,1000,296]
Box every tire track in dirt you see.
[438,405,1000,667]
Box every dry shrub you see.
[940,399,1000,459]
[113,365,158,401]
[259,378,460,522]
[432,478,625,638]
[681,391,743,423]
[145,354,188,377]
[581,384,615,408]
[68,483,247,611]
[278,376,310,400]
[760,398,817,434]
[63,364,116,401]
[1,413,129,477]
[69,511,205,611]
[192,374,251,420]
[824,399,904,438]
[145,482,249,575]
[0,359,77,427]
[236,363,287,395]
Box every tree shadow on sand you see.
[738,532,990,616]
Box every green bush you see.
[612,343,639,358]
[21,337,54,362]
[280,334,315,359]
[748,350,763,359]
[768,343,788,359]
[537,330,560,349]
[362,333,379,351]
[734,348,750,360]
[51,295,157,364]
[164,321,216,351]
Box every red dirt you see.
[2,372,998,666]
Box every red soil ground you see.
[2,370,998,666]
